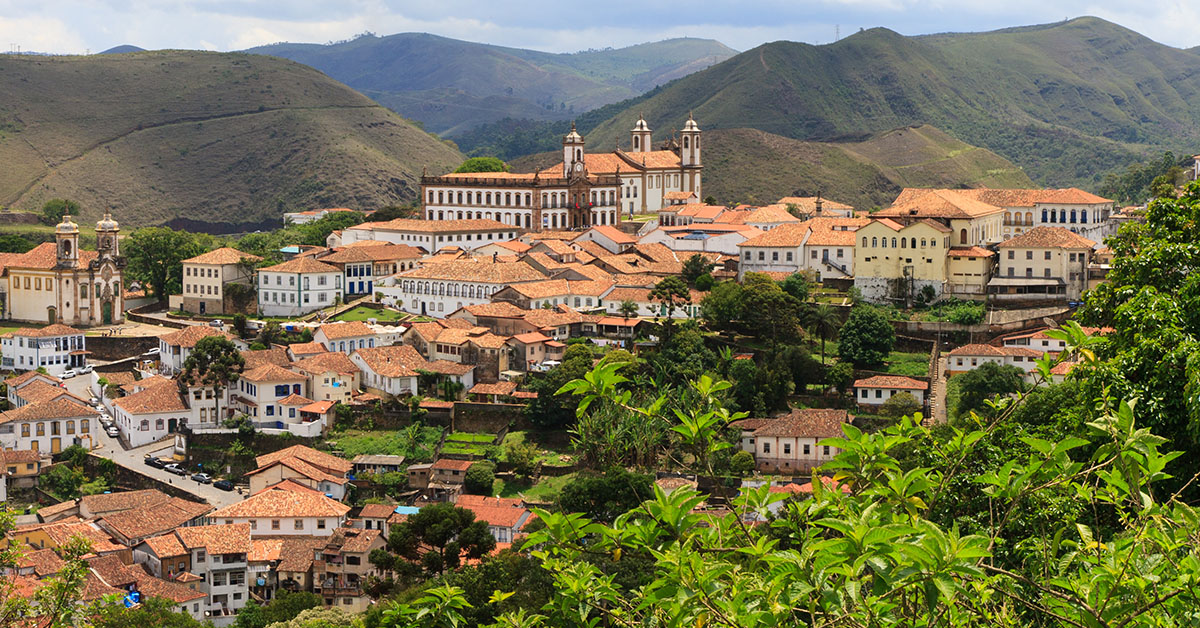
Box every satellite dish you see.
[1042,318,1058,329]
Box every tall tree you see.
[741,273,803,353]
[618,299,639,321]
[805,303,841,363]
[454,157,509,173]
[780,272,811,302]
[385,502,496,576]
[124,227,205,301]
[701,280,744,338]
[951,361,1027,420]
[181,335,246,424]
[837,305,895,367]
[680,254,714,287]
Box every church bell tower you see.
[563,122,585,178]
[631,115,652,153]
[55,215,80,268]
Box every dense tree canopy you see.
[837,304,895,367]
[454,157,509,173]
[124,227,207,300]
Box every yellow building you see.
[854,190,1004,303]
[990,227,1095,302]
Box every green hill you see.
[575,17,1200,189]
[0,50,463,232]
[246,34,736,136]
[509,124,1033,208]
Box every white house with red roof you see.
[158,325,237,375]
[179,247,263,316]
[232,363,308,423]
[946,344,1043,376]
[256,256,343,318]
[852,375,929,408]
[208,483,351,537]
[454,494,537,544]
[313,321,377,354]
[990,226,1096,302]
[246,445,352,499]
[734,408,852,473]
[0,324,88,375]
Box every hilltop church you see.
[1,214,126,326]
[421,115,702,232]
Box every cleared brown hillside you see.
[510,125,1032,209]
[0,51,462,232]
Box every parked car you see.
[79,365,94,374]
[213,479,235,491]
[207,320,224,328]
[105,426,119,437]
[163,464,187,476]
[61,369,77,379]
[143,347,160,356]
[191,473,212,484]
[144,456,161,468]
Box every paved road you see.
[63,375,244,509]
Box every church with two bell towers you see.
[421,115,702,232]
[2,213,126,326]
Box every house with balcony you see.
[317,243,424,299]
[179,248,262,316]
[313,321,377,355]
[173,524,252,627]
[232,363,308,423]
[313,527,386,612]
[0,324,88,375]
[256,257,343,318]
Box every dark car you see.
[213,479,235,491]
[163,463,187,476]
[191,473,212,484]
[144,456,166,469]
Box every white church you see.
[421,115,703,232]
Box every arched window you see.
[911,238,917,249]
[1005,212,1011,224]
[505,193,511,206]
[862,237,867,247]
[437,191,444,204]
[1026,212,1033,224]
[683,136,690,148]
[428,190,434,203]
[1080,209,1087,223]
[633,136,640,150]
[959,229,967,244]
[576,149,581,160]
[900,238,907,249]
[871,237,878,247]
[891,238,897,248]
[921,238,927,247]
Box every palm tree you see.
[618,299,639,321]
[806,304,840,363]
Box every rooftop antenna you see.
[835,25,840,42]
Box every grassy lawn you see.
[447,432,495,444]
[325,426,442,461]
[883,351,932,377]
[944,376,963,422]
[500,430,577,467]
[0,325,25,337]
[495,472,578,501]
[333,305,406,322]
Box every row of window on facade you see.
[13,277,115,297]
[262,274,338,288]
[400,281,497,298]
[429,189,626,208]
[6,335,84,350]
[186,284,218,295]
[263,291,333,304]
[862,236,951,249]
[16,419,90,437]
[760,441,831,456]
[186,267,219,278]
[1006,250,1087,261]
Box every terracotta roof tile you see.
[0,397,94,425]
[353,218,512,234]
[80,489,172,515]
[877,189,1006,219]
[853,375,928,390]
[431,458,474,471]
[99,498,212,542]
[113,379,187,414]
[20,548,65,577]
[777,196,856,213]
[319,244,423,264]
[353,344,429,378]
[395,259,546,284]
[317,321,374,341]
[5,371,61,388]
[208,487,350,519]
[997,226,1096,249]
[292,351,359,375]
[242,347,291,370]
[175,523,252,555]
[160,325,233,348]
[241,363,307,383]
[751,408,850,438]
[468,381,518,396]
[256,445,352,474]
[947,344,1042,358]
[4,324,81,338]
[183,247,262,265]
[288,342,328,356]
[259,256,339,274]
[948,246,995,258]
[7,242,98,271]
[140,532,187,558]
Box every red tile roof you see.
[997,226,1096,249]
[183,247,262,265]
[260,256,339,274]
[431,458,475,471]
[853,375,929,390]
[160,325,233,348]
[751,408,850,439]
[208,487,350,519]
[317,321,374,340]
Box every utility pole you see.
[835,25,840,42]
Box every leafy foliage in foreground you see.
[383,325,1200,626]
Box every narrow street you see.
[63,375,244,509]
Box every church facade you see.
[3,214,126,326]
[421,116,702,232]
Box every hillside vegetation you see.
[246,34,736,136]
[0,51,462,232]
[511,125,1033,207]
[573,17,1200,189]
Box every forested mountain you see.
[574,17,1200,188]
[246,34,736,136]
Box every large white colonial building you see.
[420,116,703,231]
[2,214,125,326]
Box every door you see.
[168,418,178,433]
[47,306,57,325]
[199,301,206,314]
[50,438,61,453]
[102,301,113,325]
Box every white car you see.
[105,426,119,437]
[143,348,160,356]
[79,365,94,374]
[61,369,77,379]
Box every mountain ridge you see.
[0,50,463,232]
[245,34,736,135]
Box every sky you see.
[1,0,1198,55]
